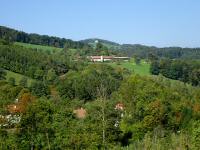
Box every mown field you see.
[15,42,63,53]
[5,70,36,86]
[107,59,150,75]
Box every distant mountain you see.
[80,38,121,50]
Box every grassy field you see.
[107,59,150,76]
[5,70,36,87]
[15,42,63,53]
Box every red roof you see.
[90,56,114,59]
[103,56,113,59]
[91,56,101,59]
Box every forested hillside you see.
[150,59,200,86]
[0,26,86,49]
[80,38,121,50]
[0,26,200,149]
[120,44,200,59]
[81,38,200,60]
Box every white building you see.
[88,56,130,62]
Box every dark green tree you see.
[30,81,49,97]
[0,68,6,80]
[134,55,141,65]
[19,77,28,87]
[8,77,15,85]
[18,99,55,150]
[150,61,160,75]
[45,69,57,84]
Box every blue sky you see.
[1,0,200,47]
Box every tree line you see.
[0,26,87,49]
[150,59,200,86]
[0,40,68,80]
[120,44,200,60]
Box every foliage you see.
[8,77,15,86]
[18,99,55,149]
[30,81,50,97]
[58,64,123,101]
[1,25,200,149]
[19,77,28,87]
[0,43,67,79]
[0,68,6,80]
[151,59,200,86]
[0,26,87,49]
[114,75,200,144]
[120,44,200,59]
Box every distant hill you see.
[0,26,87,49]
[120,44,200,59]
[1,25,200,59]
[80,38,121,50]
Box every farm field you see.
[107,59,150,76]
[5,70,36,86]
[15,42,63,53]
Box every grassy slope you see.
[15,42,63,53]
[107,59,150,76]
[5,70,36,86]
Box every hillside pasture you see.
[15,42,63,53]
[5,70,36,87]
[107,59,150,75]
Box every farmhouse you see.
[88,56,130,62]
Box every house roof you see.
[73,107,87,119]
[90,56,114,59]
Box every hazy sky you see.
[1,0,200,47]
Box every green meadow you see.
[107,59,150,76]
[5,70,36,87]
[15,42,63,53]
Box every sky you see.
[1,0,200,47]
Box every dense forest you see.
[0,26,86,49]
[81,38,200,60]
[0,27,200,149]
[118,44,200,60]
[150,59,200,86]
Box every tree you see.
[18,92,35,113]
[18,99,55,150]
[134,55,141,65]
[30,81,49,97]
[148,53,158,62]
[150,61,160,75]
[192,121,200,150]
[34,68,44,80]
[190,69,200,86]
[8,77,15,85]
[19,77,28,87]
[0,68,6,80]
[58,64,122,101]
[96,42,104,51]
[46,69,57,84]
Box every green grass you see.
[5,70,36,87]
[15,42,63,53]
[107,59,150,76]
